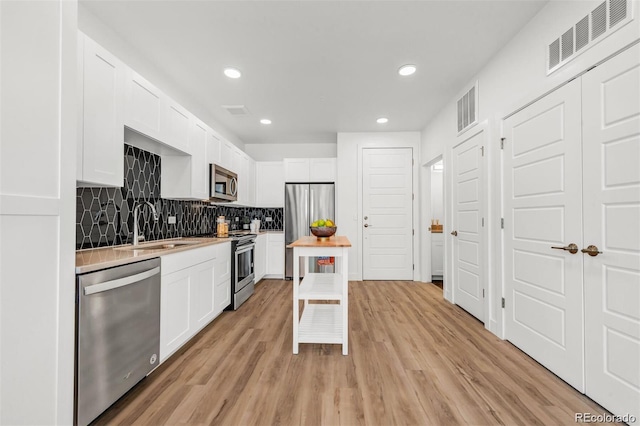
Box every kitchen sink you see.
[117,241,202,251]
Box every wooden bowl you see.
[310,226,337,239]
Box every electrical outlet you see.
[265,217,272,222]
[167,216,176,224]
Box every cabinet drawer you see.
[161,245,216,275]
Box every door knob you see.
[451,231,458,236]
[581,245,602,257]
[551,243,579,254]
[364,224,370,228]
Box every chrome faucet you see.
[133,201,159,246]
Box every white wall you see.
[78,4,245,150]
[245,143,337,161]
[0,1,77,423]
[337,132,421,281]
[419,0,640,337]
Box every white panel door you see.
[503,79,584,391]
[583,45,640,420]
[451,130,485,321]
[362,148,413,280]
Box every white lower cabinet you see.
[255,234,267,282]
[431,232,443,279]
[160,243,229,363]
[266,233,284,278]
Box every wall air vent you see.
[547,0,632,74]
[456,82,478,134]
[222,105,249,115]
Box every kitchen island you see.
[287,235,351,354]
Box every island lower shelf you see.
[298,304,343,344]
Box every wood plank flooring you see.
[93,280,614,425]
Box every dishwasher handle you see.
[84,266,160,296]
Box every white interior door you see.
[362,148,413,280]
[503,79,585,391]
[451,130,484,321]
[582,45,640,420]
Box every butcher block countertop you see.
[287,235,352,248]
[76,237,231,274]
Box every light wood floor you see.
[94,280,613,425]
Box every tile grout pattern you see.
[76,144,283,250]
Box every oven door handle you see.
[235,243,255,255]
[84,267,160,296]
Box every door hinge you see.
[413,264,415,270]
[412,193,415,200]
[482,217,484,227]
[502,297,505,308]
[482,289,485,298]
[412,229,415,235]
[481,146,484,156]
[500,137,505,149]
[412,158,414,166]
[501,218,504,229]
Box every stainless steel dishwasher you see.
[75,258,161,426]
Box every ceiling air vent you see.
[222,105,249,115]
[547,0,632,74]
[456,82,478,134]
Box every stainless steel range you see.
[228,232,256,310]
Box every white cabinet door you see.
[207,132,221,166]
[283,158,310,182]
[219,139,234,170]
[255,234,267,282]
[160,267,192,361]
[309,158,336,182]
[266,233,285,277]
[237,152,248,205]
[77,33,124,187]
[125,69,164,142]
[256,162,285,207]
[214,243,231,314]
[166,101,190,154]
[191,259,216,331]
[247,157,256,207]
[190,120,209,199]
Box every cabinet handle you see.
[551,243,579,254]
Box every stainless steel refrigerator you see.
[285,183,335,279]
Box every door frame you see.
[420,156,444,285]
[446,122,489,320]
[358,144,419,281]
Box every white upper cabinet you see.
[247,157,256,207]
[161,118,209,200]
[165,101,191,154]
[77,33,124,187]
[219,139,234,170]
[207,132,221,166]
[189,120,209,199]
[283,158,336,183]
[309,158,336,182]
[256,161,285,207]
[283,158,310,182]
[124,69,163,142]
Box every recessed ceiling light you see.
[260,119,272,125]
[224,68,242,79]
[376,117,388,124]
[398,64,417,76]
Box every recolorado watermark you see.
[575,412,637,423]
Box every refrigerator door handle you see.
[304,189,309,235]
[310,189,315,225]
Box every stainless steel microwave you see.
[210,164,238,202]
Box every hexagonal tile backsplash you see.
[76,144,283,249]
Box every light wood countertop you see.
[76,237,231,274]
[286,235,351,248]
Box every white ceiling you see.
[80,0,548,145]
